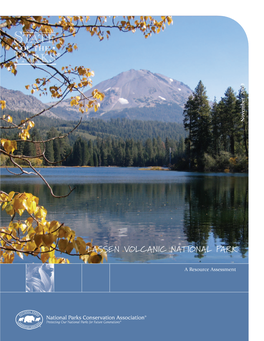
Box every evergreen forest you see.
[180,81,248,172]
[0,81,248,172]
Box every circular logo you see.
[15,310,43,330]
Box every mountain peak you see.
[82,69,192,113]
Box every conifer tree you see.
[221,87,242,155]
[72,137,83,166]
[88,140,94,166]
[211,97,221,156]
[183,81,211,169]
[81,140,89,166]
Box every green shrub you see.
[216,151,232,171]
[203,153,217,171]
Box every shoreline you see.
[0,165,248,174]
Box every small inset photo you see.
[26,264,54,292]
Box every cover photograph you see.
[0,13,249,341]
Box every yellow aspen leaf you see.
[86,242,93,249]
[66,241,74,254]
[29,193,39,206]
[5,203,15,216]
[42,233,56,247]
[35,206,47,221]
[48,256,57,263]
[13,197,26,213]
[73,240,79,253]
[35,223,44,234]
[0,100,6,110]
[63,258,70,264]
[167,17,173,25]
[27,200,37,215]
[3,230,12,241]
[19,129,30,140]
[1,202,7,211]
[92,245,99,252]
[11,229,18,239]
[19,223,28,234]
[58,239,68,253]
[9,222,18,230]
[3,244,14,250]
[77,66,86,75]
[49,220,61,233]
[80,254,90,263]
[100,250,108,263]
[58,225,72,239]
[58,226,66,238]
[26,217,34,226]
[41,252,50,263]
[2,252,15,263]
[92,89,104,101]
[7,191,15,201]
[7,115,13,123]
[16,193,38,214]
[34,234,43,248]
[14,242,22,251]
[17,208,25,216]
[75,237,86,254]
[1,139,17,154]
[88,253,102,264]
[68,230,75,241]
[49,256,70,264]
[70,98,78,106]
[27,120,35,130]
[24,241,37,253]
[0,192,8,202]
[17,252,24,260]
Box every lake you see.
[0,167,248,263]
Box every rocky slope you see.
[0,86,58,118]
[51,69,193,122]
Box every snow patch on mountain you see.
[118,98,129,105]
[159,96,166,101]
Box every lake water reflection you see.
[0,167,248,263]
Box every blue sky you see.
[0,15,248,103]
